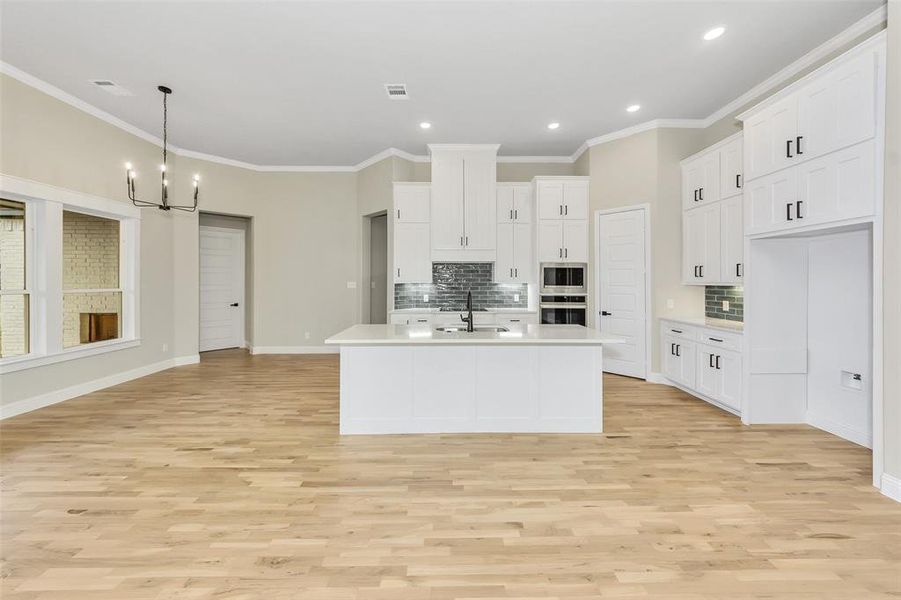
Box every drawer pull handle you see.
[709,353,715,368]
[671,329,683,334]
[709,337,723,343]
[715,355,721,370]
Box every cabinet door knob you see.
[709,353,715,368]
[230,302,239,307]
[564,248,568,258]
[559,248,563,258]
[564,205,568,216]
[699,265,703,278]
[397,209,401,219]
[514,268,518,278]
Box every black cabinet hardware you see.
[675,344,681,357]
[564,248,568,258]
[601,311,612,316]
[786,203,793,221]
[796,200,803,219]
[796,135,803,155]
[699,187,704,201]
[693,265,699,278]
[736,173,742,188]
[397,268,401,277]
[709,337,723,343]
[786,139,793,158]
[671,329,683,334]
[514,209,518,219]
[397,209,401,219]
[736,263,742,277]
[510,209,513,219]
[852,373,862,381]
[564,205,568,216]
[699,265,704,278]
[709,353,715,368]
[559,204,563,215]
[694,189,698,202]
[230,302,239,307]
[514,268,518,278]
[715,355,721,370]
[670,343,675,355]
[509,319,521,323]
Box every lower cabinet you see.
[390,312,538,327]
[660,319,742,414]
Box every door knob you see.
[230,302,239,307]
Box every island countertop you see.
[325,324,624,346]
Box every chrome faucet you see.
[460,290,474,332]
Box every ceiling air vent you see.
[384,83,408,99]
[89,79,133,97]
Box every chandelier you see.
[125,85,200,212]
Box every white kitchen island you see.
[325,324,622,434]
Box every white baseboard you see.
[1,355,198,420]
[249,345,338,355]
[881,473,901,503]
[806,411,872,449]
[646,372,670,385]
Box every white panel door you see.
[430,152,465,251]
[394,222,431,283]
[462,152,496,250]
[562,180,589,219]
[394,184,430,223]
[719,138,743,199]
[537,181,565,219]
[200,227,244,352]
[798,51,876,161]
[720,196,744,283]
[562,220,588,263]
[495,223,516,283]
[538,220,564,262]
[597,209,646,378]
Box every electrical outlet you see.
[423,294,429,302]
[514,293,520,302]
[305,331,311,340]
[722,300,730,311]
[666,299,675,309]
[347,281,357,289]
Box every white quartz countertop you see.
[326,324,624,346]
[661,316,744,333]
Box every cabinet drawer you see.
[389,313,432,325]
[660,321,698,341]
[496,314,538,327]
[698,330,742,352]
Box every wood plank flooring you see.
[1,349,899,599]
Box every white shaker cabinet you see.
[682,151,720,209]
[429,144,498,261]
[535,177,590,264]
[394,223,431,283]
[662,332,696,390]
[720,196,744,283]
[394,184,430,223]
[743,95,799,181]
[682,202,721,284]
[497,183,532,224]
[496,223,533,283]
[719,137,743,199]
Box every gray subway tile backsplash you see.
[705,285,744,322]
[395,263,528,311]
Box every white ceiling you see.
[0,1,884,166]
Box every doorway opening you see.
[594,205,651,380]
[361,211,388,324]
[199,213,251,353]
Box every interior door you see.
[200,227,245,352]
[597,209,647,378]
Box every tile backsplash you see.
[705,285,744,322]
[394,263,528,311]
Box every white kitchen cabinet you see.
[389,313,434,325]
[394,222,431,283]
[745,140,875,235]
[497,183,531,224]
[496,223,533,283]
[683,203,720,284]
[660,319,743,415]
[535,177,589,264]
[536,178,589,220]
[429,144,498,261]
[740,37,881,183]
[720,196,743,283]
[681,151,720,209]
[719,137,743,199]
[394,184,430,223]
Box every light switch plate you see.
[347,281,357,289]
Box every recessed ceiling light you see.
[419,122,431,129]
[703,26,725,41]
[626,104,641,113]
[547,122,560,130]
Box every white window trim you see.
[0,174,141,374]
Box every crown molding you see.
[1,5,887,172]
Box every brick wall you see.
[62,211,120,348]
[705,285,744,322]
[394,262,528,311]
[0,211,27,356]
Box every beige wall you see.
[882,0,900,483]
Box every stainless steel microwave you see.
[540,263,587,295]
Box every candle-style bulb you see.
[125,162,133,170]
[193,174,200,181]
[160,164,166,173]
[163,178,169,186]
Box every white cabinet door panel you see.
[562,220,588,263]
[562,181,589,219]
[719,138,743,199]
[717,350,742,411]
[696,346,719,400]
[430,154,465,251]
[462,152,496,250]
[394,223,431,283]
[513,223,533,282]
[495,223,516,283]
[797,140,875,226]
[537,181,565,220]
[513,184,532,223]
[720,196,743,283]
[496,186,515,224]
[394,185,430,223]
[538,221,564,263]
[745,95,799,180]
[745,168,799,235]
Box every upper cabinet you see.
[535,177,590,264]
[495,183,534,284]
[393,183,432,283]
[497,183,532,223]
[680,133,743,286]
[739,36,883,235]
[429,144,498,261]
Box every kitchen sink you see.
[434,326,509,333]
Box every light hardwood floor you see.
[2,350,899,599]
